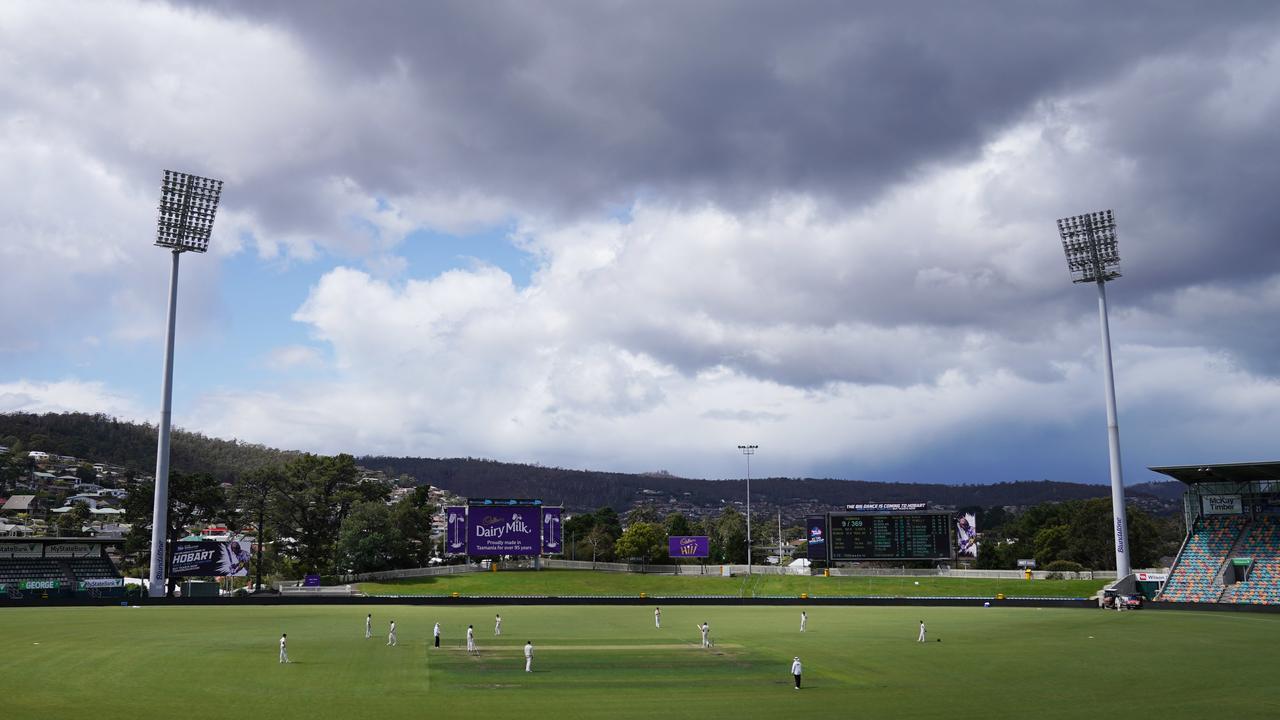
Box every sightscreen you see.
[828,512,953,560]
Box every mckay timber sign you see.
[1202,495,1243,515]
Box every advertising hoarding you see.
[542,507,563,554]
[846,502,927,512]
[0,542,43,558]
[806,516,828,561]
[45,543,100,558]
[467,507,540,556]
[668,535,710,558]
[169,541,250,576]
[445,507,467,553]
[1202,495,1242,515]
[79,578,124,589]
[955,513,978,558]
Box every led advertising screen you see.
[467,507,541,556]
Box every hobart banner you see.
[468,507,540,555]
[542,507,563,554]
[169,541,251,576]
[445,507,467,553]
[668,535,710,558]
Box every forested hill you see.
[0,412,1182,513]
[358,456,1183,513]
[0,412,294,483]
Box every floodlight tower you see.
[1056,209,1131,578]
[737,444,757,573]
[148,170,223,598]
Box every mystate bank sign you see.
[468,508,540,555]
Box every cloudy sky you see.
[3,1,1279,485]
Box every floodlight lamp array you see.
[1056,209,1120,284]
[156,170,223,253]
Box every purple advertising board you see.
[668,535,710,558]
[542,507,563,554]
[445,507,467,553]
[806,516,828,561]
[467,506,541,555]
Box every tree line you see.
[117,453,436,593]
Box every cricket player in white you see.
[279,633,290,664]
[388,620,398,647]
[791,657,802,690]
[698,622,710,648]
[524,641,534,672]
[800,611,807,632]
[467,625,476,653]
[365,614,372,639]
[495,614,502,636]
[655,607,661,628]
[917,620,927,643]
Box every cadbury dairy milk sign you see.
[468,507,540,555]
[668,535,710,558]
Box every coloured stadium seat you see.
[1218,516,1280,605]
[1157,515,1247,603]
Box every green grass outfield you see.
[361,569,1105,598]
[2,604,1277,719]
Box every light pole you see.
[1056,209,1131,578]
[148,170,223,598]
[737,444,757,573]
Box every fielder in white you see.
[697,622,710,648]
[365,613,372,639]
[388,620,398,647]
[279,633,290,664]
[495,614,502,636]
[655,607,661,628]
[524,641,534,672]
[467,625,476,653]
[917,620,927,643]
[800,611,807,632]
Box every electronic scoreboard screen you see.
[828,512,953,560]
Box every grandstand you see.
[0,539,123,599]
[1151,462,1280,605]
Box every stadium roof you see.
[1149,462,1280,485]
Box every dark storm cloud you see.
[184,1,1280,218]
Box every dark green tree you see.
[663,512,692,537]
[231,465,284,590]
[271,454,388,575]
[710,507,747,563]
[593,507,623,540]
[388,488,436,568]
[614,521,669,564]
[336,501,396,573]
[626,504,659,525]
